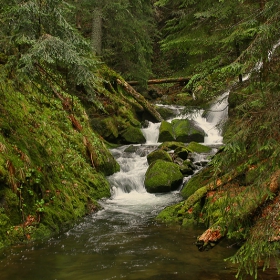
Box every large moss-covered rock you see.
[147,149,173,165]
[90,117,119,142]
[186,141,211,153]
[172,119,205,143]
[144,160,183,193]
[159,141,186,151]
[158,121,174,142]
[120,126,146,144]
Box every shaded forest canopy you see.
[0,0,280,279]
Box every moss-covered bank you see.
[156,63,280,278]
[0,63,162,248]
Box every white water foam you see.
[141,122,161,145]
[156,91,229,145]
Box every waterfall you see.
[195,90,229,144]
[141,122,161,145]
[156,92,229,145]
[108,94,229,200]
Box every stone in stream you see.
[172,119,205,143]
[158,121,174,142]
[158,119,205,143]
[147,149,173,165]
[144,160,183,193]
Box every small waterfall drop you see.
[156,91,229,145]
[194,90,229,144]
[141,122,161,145]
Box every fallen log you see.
[116,79,163,122]
[127,77,190,86]
[196,227,224,251]
[196,169,280,251]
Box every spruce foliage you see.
[156,0,280,98]
[1,0,100,97]
[156,0,280,278]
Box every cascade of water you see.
[157,92,229,145]
[198,90,229,144]
[108,94,229,199]
[107,144,156,200]
[141,122,161,145]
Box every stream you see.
[0,95,278,280]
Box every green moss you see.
[181,167,212,199]
[158,121,175,142]
[147,149,173,165]
[172,119,205,143]
[186,141,211,153]
[158,141,186,151]
[144,160,183,193]
[156,202,184,223]
[120,126,146,144]
[0,73,120,247]
[155,106,177,120]
[174,146,189,160]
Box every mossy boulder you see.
[120,126,146,144]
[91,117,119,141]
[174,146,190,160]
[178,159,196,175]
[147,149,173,165]
[172,119,205,143]
[144,160,184,193]
[91,116,145,145]
[158,121,174,142]
[159,141,186,151]
[186,141,211,153]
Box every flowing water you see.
[0,96,278,280]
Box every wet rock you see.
[186,141,212,153]
[172,119,205,143]
[155,106,177,120]
[158,121,174,142]
[159,141,186,151]
[124,145,138,153]
[120,126,146,144]
[147,149,173,165]
[144,160,183,193]
[174,146,189,160]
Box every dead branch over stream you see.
[127,77,190,86]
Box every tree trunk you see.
[75,0,81,30]
[235,41,243,82]
[92,7,102,55]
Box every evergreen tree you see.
[0,0,100,97]
[156,0,280,98]
[74,0,156,85]
[156,0,280,278]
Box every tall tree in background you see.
[74,0,156,85]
